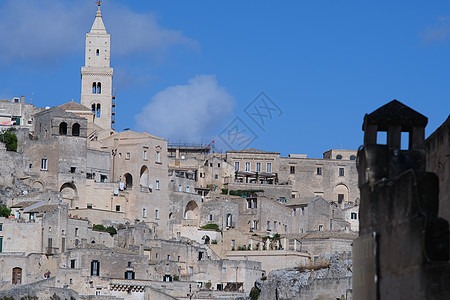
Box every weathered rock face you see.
[255,253,352,300]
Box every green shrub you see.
[221,188,228,195]
[92,224,106,231]
[173,275,179,281]
[211,239,218,244]
[250,286,261,300]
[200,223,220,231]
[106,226,117,236]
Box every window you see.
[293,208,296,216]
[29,164,32,168]
[339,168,345,177]
[59,122,67,135]
[226,214,232,227]
[336,155,342,160]
[319,225,323,231]
[12,267,22,285]
[167,255,171,260]
[143,150,147,160]
[165,264,169,272]
[290,166,295,174]
[266,162,272,173]
[96,103,101,117]
[97,82,101,94]
[87,205,92,209]
[273,221,277,231]
[231,240,235,247]
[91,260,100,276]
[41,158,48,170]
[96,289,101,296]
[185,186,190,193]
[92,82,97,94]
[215,174,218,179]
[155,209,159,219]
[188,266,193,274]
[256,162,261,173]
[126,152,130,159]
[351,212,358,220]
[96,49,99,56]
[177,256,180,262]
[142,208,147,218]
[72,123,80,136]
[209,214,213,221]
[218,163,221,167]
[70,259,76,269]
[116,205,120,212]
[316,167,322,175]
[245,162,250,171]
[234,162,240,172]
[267,221,271,230]
[284,224,288,232]
[178,185,182,192]
[156,151,161,163]
[100,175,107,182]
[0,236,2,253]
[198,251,204,260]
[338,194,344,203]
[156,180,160,190]
[125,271,135,279]
[252,220,258,230]
[75,228,79,237]
[70,167,76,173]
[222,267,226,274]
[350,155,356,160]
[0,223,2,231]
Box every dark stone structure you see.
[353,100,450,300]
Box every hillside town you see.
[1,3,450,300]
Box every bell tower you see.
[81,1,114,130]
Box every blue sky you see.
[0,0,449,158]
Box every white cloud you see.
[134,75,235,141]
[0,0,196,66]
[421,15,450,43]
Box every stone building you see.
[353,100,450,299]
[0,95,40,129]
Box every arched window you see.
[336,155,342,160]
[97,82,101,94]
[96,49,99,56]
[59,122,67,135]
[96,104,101,118]
[12,267,22,285]
[91,103,96,114]
[92,82,97,94]
[350,155,356,160]
[72,123,80,136]
[124,173,133,189]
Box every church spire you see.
[90,1,107,34]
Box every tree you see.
[0,205,11,217]
[0,128,18,151]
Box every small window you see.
[336,155,342,160]
[126,152,130,159]
[142,208,147,218]
[75,228,79,237]
[218,163,221,167]
[273,221,277,231]
[319,225,323,231]
[0,223,2,231]
[338,194,344,203]
[29,164,32,168]
[156,180,160,190]
[231,240,235,247]
[290,166,295,174]
[350,155,356,160]
[215,174,218,179]
[70,167,76,173]
[143,150,147,160]
[70,259,76,269]
[339,168,345,177]
[293,208,296,216]
[267,221,271,230]
[41,158,48,170]
[256,162,261,173]
[156,151,161,163]
[87,205,93,209]
[167,255,171,261]
[124,271,135,279]
[96,49,99,56]
[234,162,240,172]
[115,205,120,212]
[222,267,226,274]
[91,260,100,276]
[185,186,189,193]
[209,214,213,221]
[351,212,358,220]
[266,162,272,173]
[155,209,159,219]
[92,82,97,94]
[188,266,193,274]
[178,185,182,192]
[245,162,250,172]
[284,224,287,232]
[317,167,322,175]
[177,256,180,262]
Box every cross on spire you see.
[96,0,102,7]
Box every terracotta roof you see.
[25,204,59,213]
[59,100,91,112]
